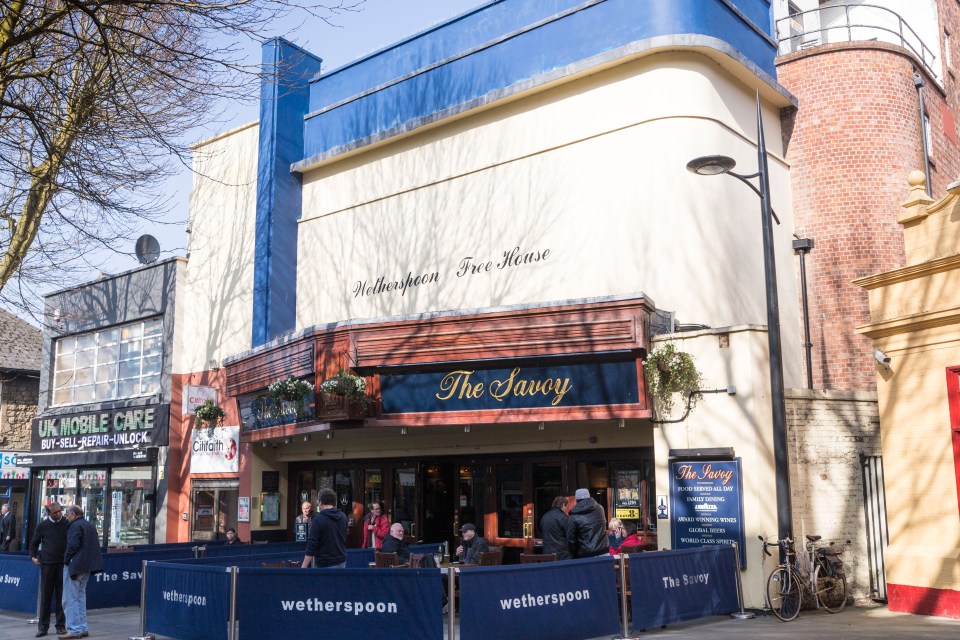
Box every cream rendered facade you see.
[182,122,260,374]
[296,52,801,356]
[857,172,960,615]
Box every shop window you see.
[38,470,77,512]
[532,464,562,538]
[53,317,163,405]
[497,464,523,538]
[392,468,415,534]
[79,470,106,545]
[109,466,152,546]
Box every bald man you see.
[380,523,410,564]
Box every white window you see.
[52,318,163,405]
[946,30,952,68]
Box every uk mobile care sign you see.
[31,404,169,453]
[669,459,746,568]
[190,426,240,473]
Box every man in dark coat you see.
[455,523,489,564]
[301,488,347,568]
[380,522,411,564]
[0,503,16,550]
[565,488,608,559]
[61,505,104,639]
[30,503,68,637]
[540,495,571,560]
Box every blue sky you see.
[106,0,488,274]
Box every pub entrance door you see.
[419,462,487,553]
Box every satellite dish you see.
[135,234,161,265]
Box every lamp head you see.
[686,155,737,176]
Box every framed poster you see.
[238,497,250,523]
[669,458,746,568]
[614,469,641,520]
[260,492,280,526]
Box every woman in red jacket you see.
[362,501,389,548]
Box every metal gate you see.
[861,455,889,601]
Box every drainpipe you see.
[914,71,932,195]
[792,236,815,389]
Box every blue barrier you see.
[203,541,305,557]
[144,562,232,640]
[346,547,374,568]
[459,556,620,640]
[182,551,305,568]
[132,541,217,552]
[0,554,40,613]
[236,567,443,640]
[87,547,198,609]
[629,545,739,630]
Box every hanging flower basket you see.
[643,343,703,416]
[318,369,367,402]
[268,375,314,422]
[194,400,226,433]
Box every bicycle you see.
[759,534,849,621]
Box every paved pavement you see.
[0,603,958,639]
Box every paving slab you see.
[0,603,958,639]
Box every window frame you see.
[51,317,163,406]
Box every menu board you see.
[669,458,746,568]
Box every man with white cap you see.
[565,488,608,559]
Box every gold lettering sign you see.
[673,464,734,486]
[434,367,573,406]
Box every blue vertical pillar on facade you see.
[253,39,322,347]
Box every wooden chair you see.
[478,546,503,566]
[408,553,425,568]
[619,544,642,555]
[520,553,556,564]
[375,551,408,568]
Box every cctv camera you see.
[873,349,891,365]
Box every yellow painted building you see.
[856,171,960,617]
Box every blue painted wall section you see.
[253,39,322,346]
[297,0,776,165]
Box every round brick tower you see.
[778,41,960,390]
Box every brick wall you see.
[786,388,881,603]
[0,374,39,450]
[778,40,960,391]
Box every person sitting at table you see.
[610,521,642,555]
[380,523,410,564]
[455,523,489,564]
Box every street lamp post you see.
[686,95,793,547]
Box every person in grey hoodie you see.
[565,488,608,559]
[301,488,348,568]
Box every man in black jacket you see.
[62,504,104,639]
[565,488,608,559]
[301,488,347,568]
[380,523,410,564]
[540,496,571,560]
[30,503,68,637]
[0,503,16,550]
[455,523,489,564]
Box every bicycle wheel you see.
[814,564,848,613]
[766,567,802,621]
